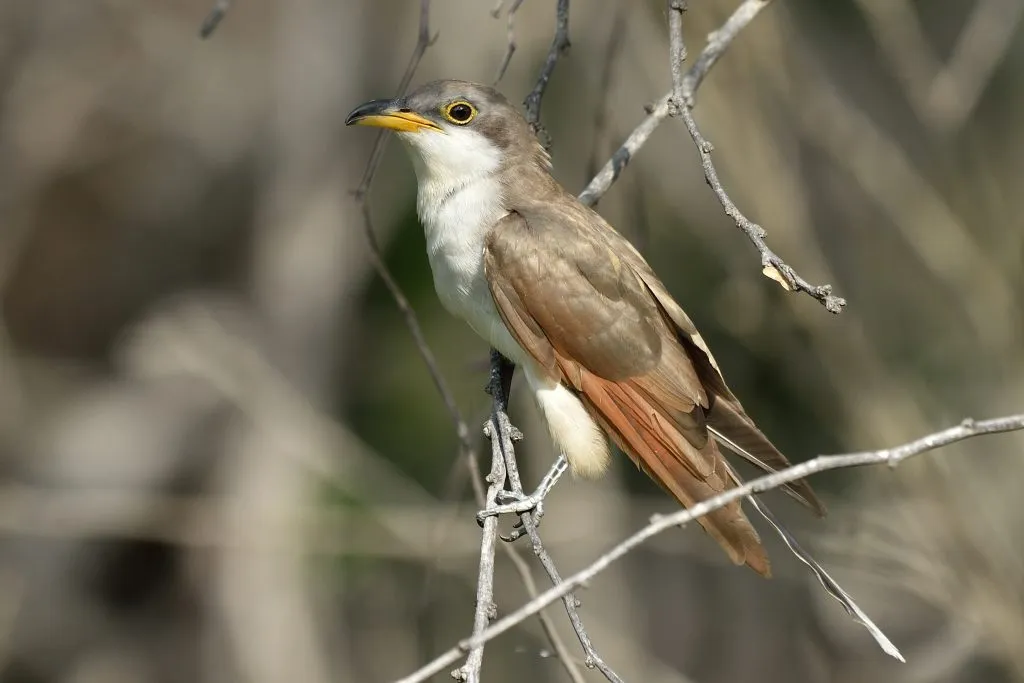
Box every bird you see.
[346,79,825,577]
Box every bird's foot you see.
[478,489,547,522]
[475,455,568,529]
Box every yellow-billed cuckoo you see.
[346,80,825,576]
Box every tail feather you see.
[707,400,827,517]
[574,368,771,577]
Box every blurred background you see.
[0,0,1022,681]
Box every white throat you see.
[397,128,519,361]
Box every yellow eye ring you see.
[442,100,477,125]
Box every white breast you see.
[418,175,518,360]
[399,126,610,478]
[401,127,524,363]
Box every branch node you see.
[667,97,685,118]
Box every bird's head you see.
[346,79,548,185]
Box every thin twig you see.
[350,0,467,443]
[460,418,584,682]
[522,0,570,145]
[455,381,509,683]
[488,356,599,683]
[508,484,625,681]
[493,0,527,85]
[667,0,842,312]
[666,0,689,116]
[354,0,438,199]
[579,94,671,207]
[584,7,628,181]
[584,0,845,312]
[676,106,845,313]
[199,0,233,38]
[458,354,584,683]
[395,413,1024,683]
[580,0,774,206]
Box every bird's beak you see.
[345,98,441,133]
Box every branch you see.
[665,0,843,312]
[578,93,670,207]
[582,0,845,312]
[199,0,233,39]
[347,0,468,448]
[395,414,1024,682]
[354,0,437,199]
[455,364,509,682]
[667,0,843,312]
[667,0,689,116]
[675,105,845,312]
[584,7,629,181]
[522,0,570,145]
[492,0,526,85]
[489,355,620,683]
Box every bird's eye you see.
[443,101,476,125]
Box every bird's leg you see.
[476,349,568,531]
[477,454,568,523]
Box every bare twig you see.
[672,1,841,311]
[579,94,671,207]
[354,0,438,198]
[395,414,1024,682]
[584,7,628,181]
[580,0,775,206]
[508,482,625,681]
[349,0,468,446]
[522,0,570,144]
[456,380,509,683]
[583,0,845,312]
[676,106,846,313]
[666,0,843,312]
[666,0,689,116]
[199,0,233,38]
[459,417,584,683]
[492,0,526,85]
[488,355,611,683]
[744,485,903,660]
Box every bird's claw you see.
[475,490,545,527]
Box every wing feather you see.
[484,207,776,574]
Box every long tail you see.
[576,370,771,577]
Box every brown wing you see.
[563,201,825,516]
[484,207,771,575]
[637,272,827,517]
